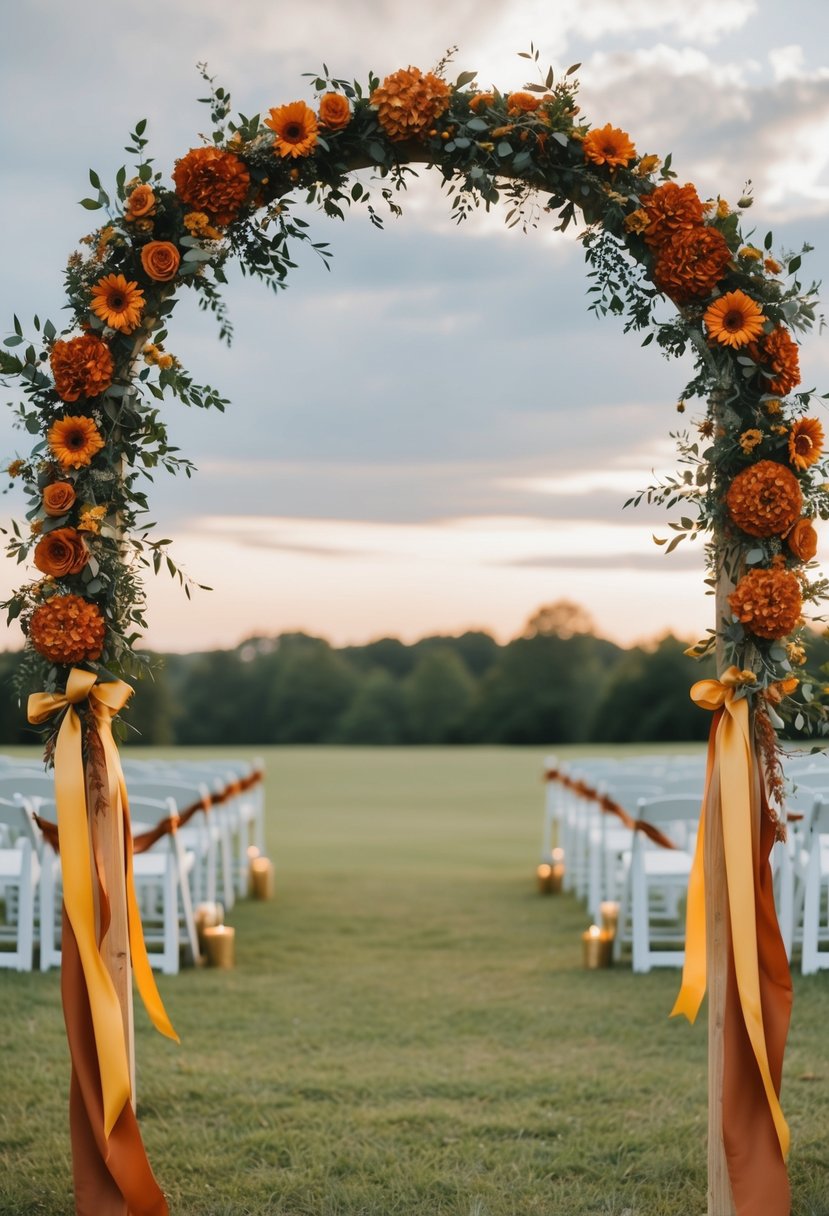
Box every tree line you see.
[2,600,826,747]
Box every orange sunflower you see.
[370,66,451,141]
[265,101,319,158]
[50,333,113,401]
[640,182,704,249]
[788,417,824,470]
[47,416,105,470]
[728,567,802,641]
[652,225,732,303]
[750,325,801,396]
[726,460,803,538]
[89,273,145,333]
[703,290,767,349]
[582,123,637,168]
[29,594,106,664]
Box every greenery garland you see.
[2,49,827,768]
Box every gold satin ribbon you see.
[670,666,789,1159]
[29,669,177,1138]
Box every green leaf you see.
[788,254,801,274]
[79,198,103,210]
[496,141,513,157]
[455,70,477,88]
[467,117,489,132]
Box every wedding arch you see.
[2,49,826,1216]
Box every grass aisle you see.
[1,746,827,1215]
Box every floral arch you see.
[2,50,824,1216]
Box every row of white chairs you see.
[0,754,265,974]
[542,750,829,975]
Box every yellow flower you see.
[78,504,107,535]
[623,209,650,234]
[739,246,763,261]
[716,199,731,218]
[764,399,782,416]
[183,211,223,240]
[157,353,174,370]
[6,459,25,478]
[635,154,661,176]
[786,643,807,666]
[739,429,763,453]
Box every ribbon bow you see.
[671,666,789,1161]
[29,668,177,1139]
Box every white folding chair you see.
[0,797,41,970]
[799,797,829,975]
[130,795,200,975]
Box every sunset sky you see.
[2,0,829,652]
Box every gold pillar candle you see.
[600,900,620,938]
[246,845,262,896]
[202,924,235,968]
[194,901,224,952]
[582,924,613,969]
[250,856,275,900]
[537,863,554,893]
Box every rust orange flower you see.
[506,91,541,115]
[726,460,803,538]
[42,482,77,517]
[728,567,802,640]
[50,334,114,402]
[318,92,351,130]
[370,66,451,141]
[652,226,732,303]
[582,123,636,168]
[173,146,250,227]
[469,92,495,112]
[265,101,319,158]
[125,183,156,220]
[89,273,145,333]
[704,290,766,349]
[140,240,181,282]
[749,325,801,396]
[640,182,704,249]
[29,594,106,664]
[787,517,818,562]
[788,416,824,470]
[47,416,105,470]
[33,528,89,578]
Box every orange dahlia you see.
[89,273,145,333]
[33,527,89,578]
[788,416,824,471]
[318,92,351,131]
[787,517,818,562]
[750,325,801,396]
[370,66,451,141]
[704,290,766,349]
[50,334,114,402]
[265,101,319,158]
[640,182,704,250]
[172,146,250,227]
[726,460,803,538]
[29,594,106,664]
[728,567,802,641]
[652,226,732,303]
[47,416,105,470]
[582,123,637,168]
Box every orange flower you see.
[469,92,495,112]
[764,257,782,275]
[749,326,801,396]
[704,290,766,349]
[506,91,541,115]
[78,505,107,534]
[787,517,818,562]
[265,101,319,158]
[370,66,451,141]
[318,92,351,130]
[173,146,251,227]
[89,273,145,333]
[125,183,156,220]
[623,209,650,235]
[788,416,824,471]
[582,123,636,168]
[635,154,660,176]
[47,416,105,470]
[766,675,800,703]
[42,482,77,517]
[728,567,802,640]
[726,460,803,538]
[140,241,181,282]
[33,527,89,578]
[640,182,704,249]
[738,429,763,454]
[652,226,732,303]
[29,594,106,664]
[50,334,114,402]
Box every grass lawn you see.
[1,744,828,1215]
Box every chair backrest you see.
[635,795,702,851]
[129,795,178,835]
[0,796,40,847]
[0,771,55,811]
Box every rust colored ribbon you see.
[671,667,791,1215]
[28,669,176,1216]
[34,811,181,856]
[543,768,676,850]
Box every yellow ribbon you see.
[671,666,789,1159]
[29,669,177,1139]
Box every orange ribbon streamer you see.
[671,668,790,1180]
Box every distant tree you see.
[264,636,357,743]
[403,647,476,743]
[523,600,596,639]
[122,656,174,746]
[340,636,415,678]
[443,630,500,677]
[0,653,35,745]
[591,635,714,742]
[335,669,410,743]
[175,650,259,744]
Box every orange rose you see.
[787,517,818,562]
[318,92,351,130]
[125,184,156,220]
[33,527,89,577]
[42,482,77,517]
[140,240,181,282]
[506,91,540,115]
